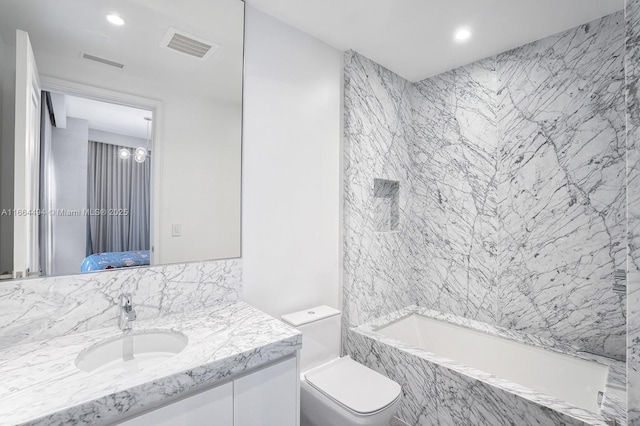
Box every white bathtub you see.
[376,313,608,415]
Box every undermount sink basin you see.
[75,329,188,374]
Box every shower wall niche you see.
[373,179,399,232]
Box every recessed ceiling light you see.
[454,27,472,42]
[106,14,125,26]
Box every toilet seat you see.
[304,356,401,416]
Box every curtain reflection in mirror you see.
[87,141,150,255]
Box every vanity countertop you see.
[0,301,302,426]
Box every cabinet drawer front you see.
[118,382,233,426]
[234,357,298,426]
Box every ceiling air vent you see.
[81,53,124,69]
[160,27,220,60]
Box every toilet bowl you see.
[282,306,401,426]
[300,356,401,426]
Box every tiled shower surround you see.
[344,10,626,367]
[626,0,640,422]
[496,13,626,360]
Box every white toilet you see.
[282,306,401,426]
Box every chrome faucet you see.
[118,293,137,331]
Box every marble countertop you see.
[0,301,302,426]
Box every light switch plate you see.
[172,224,182,237]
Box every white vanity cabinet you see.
[117,356,298,426]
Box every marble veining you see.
[626,0,640,422]
[343,50,416,330]
[409,57,499,324]
[0,258,242,349]
[348,306,625,426]
[496,12,626,359]
[0,301,301,426]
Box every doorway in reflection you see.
[39,93,153,276]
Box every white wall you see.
[50,117,88,275]
[241,6,343,317]
[158,95,241,264]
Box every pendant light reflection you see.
[119,117,151,162]
[118,147,131,159]
[134,147,147,163]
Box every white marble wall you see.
[496,12,626,359]
[626,0,640,422]
[0,259,242,349]
[343,51,416,329]
[344,12,626,362]
[409,58,499,324]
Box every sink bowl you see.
[75,329,188,374]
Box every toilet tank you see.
[281,306,341,372]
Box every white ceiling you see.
[1,1,624,99]
[247,0,624,82]
[0,0,244,103]
[64,95,151,139]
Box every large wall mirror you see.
[0,0,243,279]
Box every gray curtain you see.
[87,141,150,254]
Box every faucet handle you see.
[120,293,133,309]
[118,293,136,330]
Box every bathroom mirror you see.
[0,0,243,278]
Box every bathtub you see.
[347,306,626,426]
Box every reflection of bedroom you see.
[41,93,152,276]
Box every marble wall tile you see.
[496,12,626,359]
[626,0,640,422]
[408,58,499,324]
[343,51,417,329]
[433,364,594,426]
[0,259,242,349]
[345,329,440,425]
